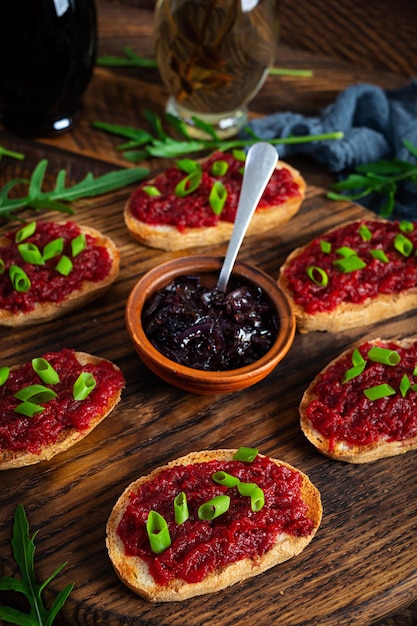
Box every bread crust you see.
[300,338,417,463]
[278,217,417,334]
[0,223,120,327]
[124,161,306,251]
[0,351,124,470]
[106,449,322,602]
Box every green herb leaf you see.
[0,504,73,626]
[97,47,158,68]
[0,145,25,161]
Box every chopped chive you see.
[14,401,45,417]
[212,471,240,487]
[0,366,10,386]
[146,510,171,554]
[73,372,96,400]
[394,233,413,257]
[18,243,44,265]
[211,160,229,176]
[351,348,365,367]
[14,384,57,403]
[370,249,389,263]
[209,181,227,215]
[233,446,258,462]
[71,234,87,257]
[174,170,202,197]
[55,255,73,276]
[414,365,417,376]
[237,482,258,497]
[400,374,411,398]
[250,486,265,512]
[175,158,201,174]
[32,358,60,385]
[15,221,36,243]
[232,149,246,162]
[174,492,189,525]
[142,185,161,197]
[43,237,64,261]
[367,346,401,366]
[358,224,372,241]
[363,383,396,401]
[320,240,332,253]
[0,259,4,274]
[9,265,31,292]
[306,265,328,286]
[342,362,367,383]
[399,221,414,233]
[198,495,230,520]
[335,246,357,258]
[333,256,366,272]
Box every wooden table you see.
[2,2,417,625]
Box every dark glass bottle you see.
[0,0,97,137]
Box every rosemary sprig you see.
[0,504,73,626]
[92,110,343,162]
[97,46,158,68]
[0,145,25,161]
[327,140,417,217]
[0,160,149,218]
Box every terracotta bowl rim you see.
[125,255,295,384]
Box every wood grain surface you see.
[1,1,417,625]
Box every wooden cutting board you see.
[1,153,417,625]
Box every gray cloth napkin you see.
[240,80,417,219]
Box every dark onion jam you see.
[142,275,278,371]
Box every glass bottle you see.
[0,0,97,137]
[154,0,279,138]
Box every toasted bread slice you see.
[124,155,305,251]
[0,350,125,470]
[106,449,322,601]
[300,338,417,463]
[0,221,120,326]
[278,218,417,333]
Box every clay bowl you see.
[126,256,295,395]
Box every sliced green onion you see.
[351,348,365,367]
[32,358,60,385]
[233,446,258,462]
[237,482,258,497]
[400,374,411,398]
[320,240,331,253]
[176,158,201,174]
[73,372,96,400]
[358,224,372,241]
[18,243,44,265]
[363,383,396,401]
[9,265,31,292]
[370,249,389,263]
[14,401,45,417]
[232,149,246,162]
[342,362,366,384]
[71,234,87,257]
[414,364,417,376]
[250,486,265,512]
[335,246,357,258]
[15,221,36,243]
[174,170,202,197]
[394,233,413,257]
[43,237,64,261]
[198,495,230,520]
[0,366,10,386]
[211,160,229,176]
[0,259,4,274]
[209,181,227,215]
[367,346,401,366]
[212,471,240,487]
[142,185,161,197]
[333,256,366,272]
[146,510,171,554]
[399,221,414,233]
[174,492,189,525]
[14,384,57,403]
[306,265,328,286]
[55,255,73,276]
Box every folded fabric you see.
[240,80,417,218]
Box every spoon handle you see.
[217,142,278,292]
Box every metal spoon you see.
[217,142,278,292]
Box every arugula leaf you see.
[92,110,344,162]
[328,140,417,217]
[0,160,149,218]
[0,504,73,626]
[0,145,25,161]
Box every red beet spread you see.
[0,221,113,313]
[117,455,314,586]
[129,151,300,231]
[306,340,417,450]
[0,349,125,454]
[283,220,417,314]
